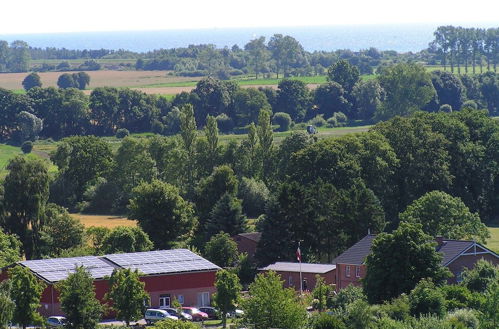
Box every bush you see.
[272,112,292,132]
[445,309,479,329]
[461,100,478,110]
[310,313,346,329]
[439,104,453,113]
[21,141,33,154]
[115,128,130,139]
[408,279,446,318]
[329,284,366,309]
[333,112,348,126]
[215,113,234,133]
[153,319,199,329]
[151,120,164,134]
[309,114,327,127]
[326,116,339,128]
[381,294,410,321]
[238,177,270,217]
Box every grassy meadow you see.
[486,226,499,253]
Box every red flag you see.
[296,246,301,262]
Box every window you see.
[177,295,184,305]
[197,292,210,306]
[159,295,170,309]
[346,265,351,277]
[355,266,361,278]
[288,276,293,286]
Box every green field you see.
[486,226,499,253]
[0,144,58,179]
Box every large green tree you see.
[0,229,21,268]
[204,232,239,268]
[326,59,360,94]
[21,73,42,91]
[242,271,307,329]
[363,222,450,303]
[106,268,149,327]
[2,156,50,259]
[213,270,241,328]
[9,265,45,329]
[400,191,490,243]
[275,79,310,121]
[101,226,153,254]
[0,280,15,329]
[376,63,436,120]
[57,266,103,329]
[50,135,113,208]
[129,180,197,249]
[206,193,247,238]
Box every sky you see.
[1,0,497,34]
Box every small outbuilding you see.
[258,262,336,291]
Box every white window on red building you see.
[159,295,170,309]
[197,292,210,306]
[177,295,184,304]
[355,266,361,278]
[288,276,293,286]
[346,265,351,277]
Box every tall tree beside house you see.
[8,265,45,329]
[106,268,149,327]
[204,232,239,268]
[399,191,490,244]
[57,266,102,329]
[0,229,21,268]
[363,222,450,304]
[213,269,241,329]
[128,179,197,249]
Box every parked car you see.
[47,316,66,327]
[198,306,219,320]
[181,307,209,321]
[163,307,192,321]
[227,309,244,318]
[144,309,178,324]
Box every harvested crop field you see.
[71,213,137,229]
[0,70,200,90]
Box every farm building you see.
[0,249,220,317]
[232,232,261,261]
[333,235,499,290]
[258,262,336,291]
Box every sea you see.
[0,24,495,53]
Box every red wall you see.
[1,269,217,318]
[336,264,365,290]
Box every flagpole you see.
[299,241,303,295]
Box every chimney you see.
[435,236,444,247]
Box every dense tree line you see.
[0,40,30,72]
[2,63,499,146]
[430,26,499,74]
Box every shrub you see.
[445,309,479,329]
[329,284,366,309]
[332,111,348,126]
[115,128,130,139]
[326,116,339,128]
[272,112,292,132]
[21,141,33,154]
[439,104,453,113]
[151,120,164,134]
[408,279,446,318]
[461,100,478,110]
[310,313,346,329]
[309,114,327,127]
[381,294,410,321]
[153,319,199,329]
[215,113,234,133]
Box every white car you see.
[47,316,66,327]
[144,309,178,324]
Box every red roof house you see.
[0,249,220,318]
[232,232,261,260]
[332,235,499,290]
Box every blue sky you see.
[1,0,497,34]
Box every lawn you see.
[71,213,136,229]
[486,226,499,253]
[0,144,22,179]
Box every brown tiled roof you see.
[236,232,262,243]
[259,262,336,274]
[437,240,475,265]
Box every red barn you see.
[0,249,220,318]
